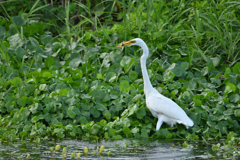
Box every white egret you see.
[117,38,193,131]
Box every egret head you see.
[117,38,144,48]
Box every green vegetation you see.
[0,0,240,154]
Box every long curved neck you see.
[140,43,153,92]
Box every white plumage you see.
[118,38,193,131]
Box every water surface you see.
[0,138,228,159]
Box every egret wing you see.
[146,90,192,125]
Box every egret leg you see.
[156,116,163,131]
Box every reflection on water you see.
[0,138,225,159]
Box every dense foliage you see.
[0,0,240,148]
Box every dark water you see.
[0,138,232,159]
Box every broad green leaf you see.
[41,35,54,44]
[103,110,111,120]
[193,98,202,106]
[136,108,146,119]
[106,72,117,82]
[224,67,231,78]
[91,88,105,102]
[29,37,39,47]
[39,84,46,91]
[59,89,68,96]
[90,108,101,118]
[91,124,101,135]
[163,72,175,82]
[129,71,138,81]
[79,116,88,124]
[172,67,184,77]
[170,54,181,63]
[229,94,239,103]
[12,16,25,26]
[211,143,220,151]
[97,73,104,80]
[67,109,76,119]
[11,77,22,87]
[180,62,189,71]
[19,107,30,117]
[232,63,240,74]
[114,135,123,140]
[45,57,55,68]
[206,59,214,72]
[182,91,192,102]
[0,25,6,39]
[201,67,208,76]
[234,109,240,117]
[42,71,51,78]
[224,83,236,96]
[123,127,132,138]
[96,104,106,111]
[16,47,26,58]
[69,58,82,68]
[17,96,28,106]
[119,80,130,92]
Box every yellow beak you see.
[117,40,136,48]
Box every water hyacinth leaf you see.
[97,73,104,80]
[12,16,26,26]
[129,71,138,81]
[96,104,106,111]
[29,37,39,47]
[163,72,175,82]
[121,57,137,73]
[224,67,231,78]
[67,109,76,119]
[141,129,149,138]
[11,77,22,87]
[123,127,132,138]
[182,91,192,102]
[0,25,6,39]
[201,67,208,76]
[103,110,111,120]
[234,109,240,117]
[69,58,82,68]
[39,84,46,91]
[16,47,26,58]
[19,107,30,118]
[232,62,240,74]
[206,59,214,72]
[8,33,23,48]
[119,80,130,92]
[79,116,88,124]
[224,83,236,96]
[114,135,123,140]
[90,108,101,118]
[172,66,184,77]
[45,57,55,68]
[212,143,220,151]
[106,72,117,82]
[91,88,105,102]
[136,107,146,119]
[91,124,101,135]
[17,96,28,106]
[41,35,54,44]
[211,57,220,67]
[41,71,51,78]
[180,62,189,71]
[59,89,68,96]
[193,98,202,106]
[170,54,181,63]
[229,94,239,103]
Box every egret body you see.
[117,38,194,131]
